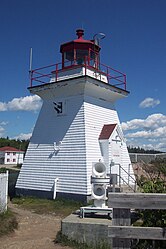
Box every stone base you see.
[61,213,112,247]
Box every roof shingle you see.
[99,124,117,140]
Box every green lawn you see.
[12,196,83,217]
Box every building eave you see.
[28,75,129,102]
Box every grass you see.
[0,209,18,237]
[12,196,83,217]
[0,167,7,173]
[55,231,112,249]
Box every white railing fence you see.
[0,171,8,213]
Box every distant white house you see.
[0,146,24,165]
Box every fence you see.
[30,57,126,90]
[129,153,166,164]
[0,171,8,213]
[108,192,166,249]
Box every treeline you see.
[128,146,162,154]
[0,137,29,152]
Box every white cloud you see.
[122,113,166,152]
[0,95,42,112]
[126,138,166,152]
[13,133,32,140]
[126,130,151,138]
[0,121,8,126]
[121,113,166,131]
[0,102,7,111]
[121,118,145,131]
[0,126,5,137]
[126,126,166,139]
[139,97,160,108]
[0,121,8,137]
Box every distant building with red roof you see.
[0,146,24,165]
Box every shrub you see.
[0,209,18,237]
[132,178,166,249]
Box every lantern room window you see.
[76,49,88,65]
[63,49,99,68]
[64,51,74,67]
[89,50,99,68]
[60,29,101,70]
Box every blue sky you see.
[0,0,166,151]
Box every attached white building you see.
[0,146,24,165]
[16,29,135,201]
[99,124,135,184]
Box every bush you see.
[0,209,18,237]
[150,158,166,176]
[132,178,166,249]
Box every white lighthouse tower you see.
[16,29,135,201]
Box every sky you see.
[0,0,166,152]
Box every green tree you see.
[0,137,29,152]
[128,146,162,154]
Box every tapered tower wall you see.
[84,96,119,194]
[16,76,133,200]
[16,94,88,199]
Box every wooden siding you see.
[109,128,134,185]
[83,96,134,191]
[16,95,88,195]
[16,77,134,197]
[84,96,121,193]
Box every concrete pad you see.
[61,212,112,247]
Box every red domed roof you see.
[60,29,100,53]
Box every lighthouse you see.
[16,29,135,201]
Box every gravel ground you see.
[0,203,71,249]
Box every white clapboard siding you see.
[109,132,133,185]
[16,76,134,198]
[16,95,88,195]
[84,97,120,193]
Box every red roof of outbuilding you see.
[0,146,24,152]
[99,124,117,140]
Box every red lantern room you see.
[30,29,127,91]
[60,29,101,69]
